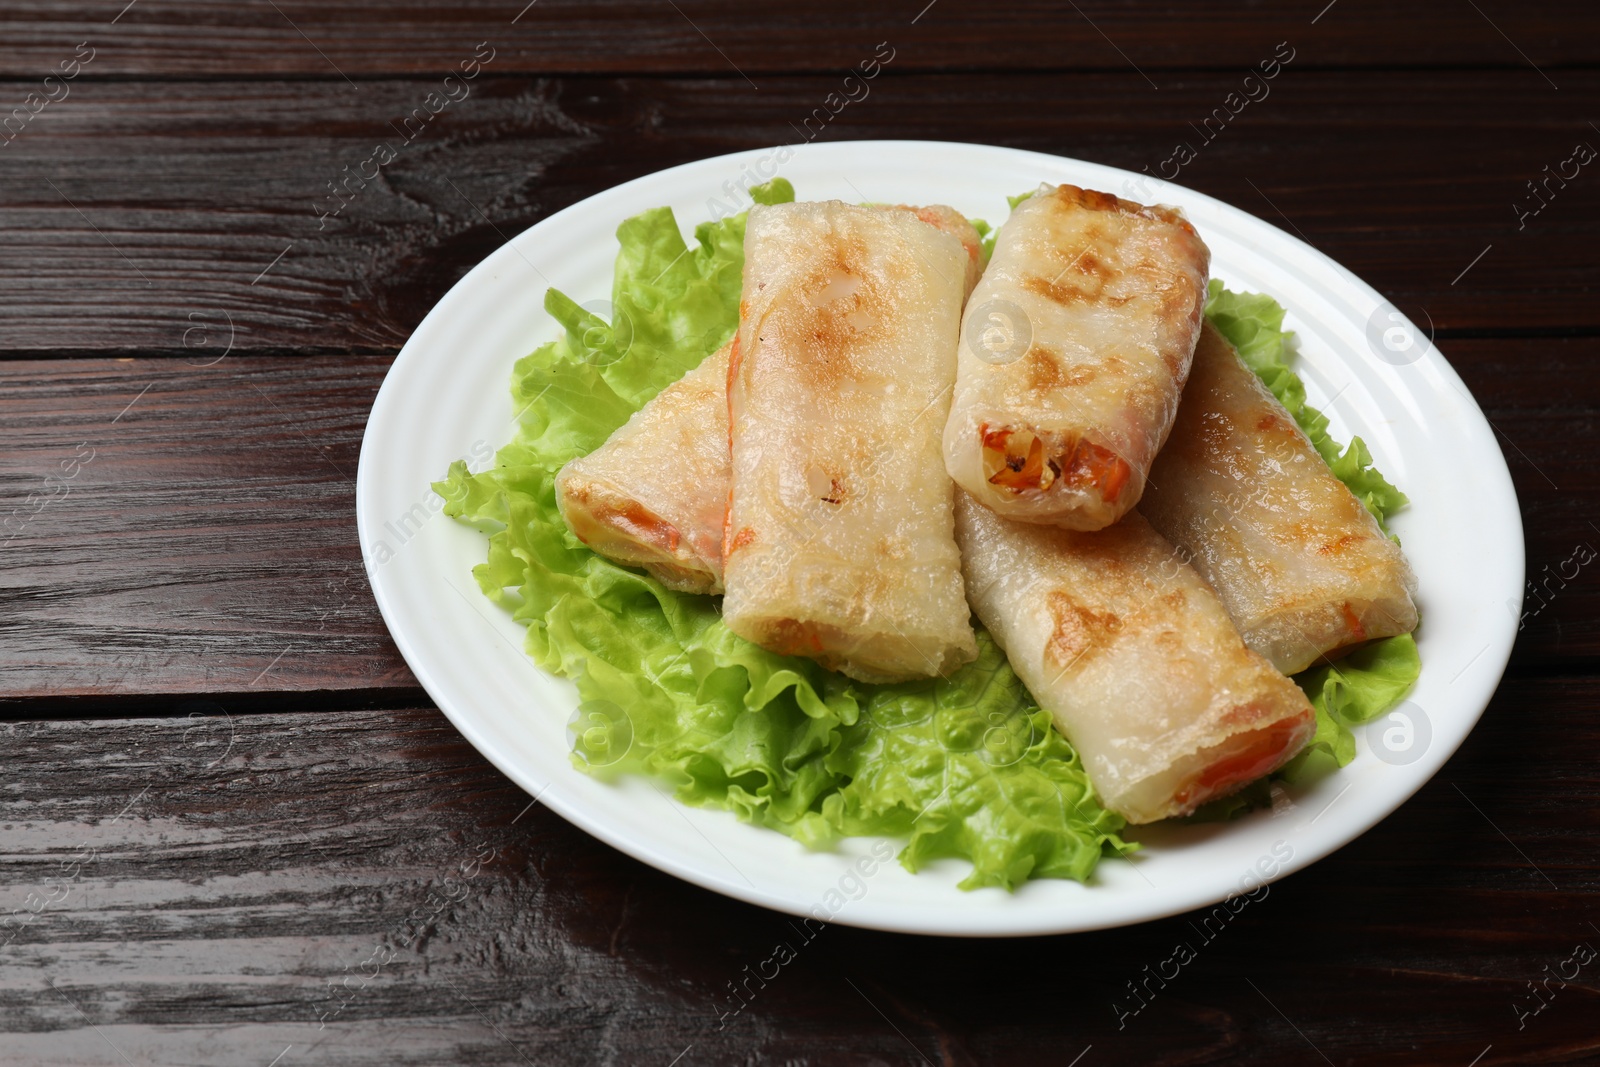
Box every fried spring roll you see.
[555,341,732,594]
[724,201,978,683]
[944,184,1210,531]
[954,492,1316,823]
[1140,322,1420,674]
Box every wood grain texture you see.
[1,337,1594,701]
[1,0,1597,77]
[0,357,413,700]
[0,72,1596,354]
[0,688,1594,1066]
[3,9,1599,1060]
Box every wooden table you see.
[3,3,1597,1064]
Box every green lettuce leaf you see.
[824,632,1128,890]
[437,179,1130,889]
[1280,632,1422,783]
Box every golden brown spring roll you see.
[954,491,1316,823]
[555,341,732,594]
[1140,322,1420,674]
[944,184,1210,531]
[724,201,977,683]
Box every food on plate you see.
[954,491,1316,823]
[553,203,983,599]
[943,184,1210,531]
[1140,322,1420,674]
[724,200,977,682]
[555,340,733,594]
[439,177,1422,892]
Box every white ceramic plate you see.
[357,141,1522,937]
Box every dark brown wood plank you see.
[0,679,1594,1065]
[1462,341,1600,670]
[0,357,412,700]
[0,71,1596,354]
[0,339,1594,700]
[2,0,1597,76]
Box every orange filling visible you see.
[1177,716,1308,808]
[980,425,1013,454]
[767,617,826,657]
[981,426,1132,502]
[598,500,680,554]
[1339,602,1367,643]
[987,431,1050,491]
[725,333,743,444]
[720,489,735,560]
[1061,438,1132,503]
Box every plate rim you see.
[356,139,1524,937]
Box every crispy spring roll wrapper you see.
[1141,323,1420,675]
[724,201,978,683]
[944,184,1210,531]
[884,204,985,298]
[555,341,732,594]
[954,492,1316,824]
[554,199,976,600]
